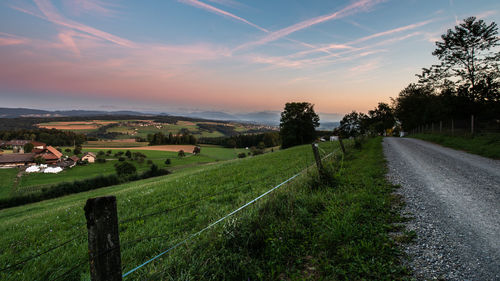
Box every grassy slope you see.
[0,142,331,280]
[143,137,408,280]
[4,147,246,198]
[411,133,500,159]
[0,169,18,199]
[0,139,409,280]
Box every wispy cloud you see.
[28,0,135,48]
[178,0,332,54]
[0,32,29,46]
[63,0,120,17]
[234,0,386,52]
[179,0,268,32]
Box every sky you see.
[0,0,499,116]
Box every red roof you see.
[31,141,46,148]
[46,146,63,159]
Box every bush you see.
[34,156,46,165]
[147,159,153,165]
[178,150,185,157]
[118,157,126,162]
[65,148,72,153]
[165,158,171,165]
[115,161,137,177]
[73,148,82,155]
[96,158,106,163]
[237,153,246,158]
[107,150,112,155]
[97,151,105,156]
[250,146,264,156]
[125,150,132,158]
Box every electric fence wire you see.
[0,234,84,273]
[121,152,334,278]
[119,176,271,225]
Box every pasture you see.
[0,142,336,280]
[1,146,249,200]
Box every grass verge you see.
[411,133,500,159]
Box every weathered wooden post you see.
[85,196,123,281]
[471,114,474,135]
[338,137,346,155]
[311,143,323,172]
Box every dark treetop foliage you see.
[418,17,499,102]
[279,102,320,148]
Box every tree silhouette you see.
[279,102,319,148]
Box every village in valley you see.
[0,139,96,171]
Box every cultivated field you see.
[36,119,277,139]
[0,142,335,280]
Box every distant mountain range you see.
[0,107,341,129]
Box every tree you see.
[193,146,201,154]
[418,17,499,102]
[279,102,320,148]
[337,111,368,138]
[34,156,45,165]
[178,150,185,157]
[23,143,34,153]
[114,161,137,177]
[367,103,396,135]
[125,150,132,158]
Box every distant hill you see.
[0,107,341,128]
[0,108,150,118]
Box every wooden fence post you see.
[311,143,323,172]
[471,114,474,135]
[338,137,346,155]
[84,196,123,281]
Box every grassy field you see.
[0,139,409,280]
[0,169,18,199]
[2,146,248,199]
[411,133,500,159]
[37,119,267,139]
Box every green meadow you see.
[2,146,248,200]
[0,139,409,280]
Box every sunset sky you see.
[1,0,499,117]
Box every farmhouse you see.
[38,146,63,164]
[6,140,31,153]
[81,152,96,163]
[0,153,35,167]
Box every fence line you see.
[122,151,335,278]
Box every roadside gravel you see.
[383,137,500,280]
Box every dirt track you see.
[383,137,500,280]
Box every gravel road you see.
[383,137,500,280]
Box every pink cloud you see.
[30,0,135,47]
[0,33,29,46]
[64,0,119,17]
[234,0,386,52]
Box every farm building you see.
[31,141,47,152]
[81,152,96,163]
[0,153,35,167]
[6,140,31,153]
[38,146,63,164]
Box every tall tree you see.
[418,17,499,101]
[279,102,319,148]
[367,102,396,135]
[336,111,368,138]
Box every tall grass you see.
[411,133,500,159]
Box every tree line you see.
[338,17,499,137]
[0,128,87,146]
[199,132,280,148]
[147,132,198,145]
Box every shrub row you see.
[0,165,170,210]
